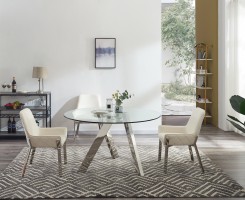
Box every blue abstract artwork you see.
[95,38,116,68]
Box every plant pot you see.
[115,104,123,113]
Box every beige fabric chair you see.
[20,108,67,177]
[73,94,101,140]
[158,107,205,173]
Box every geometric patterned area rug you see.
[0,145,245,199]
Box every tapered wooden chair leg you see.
[188,145,194,161]
[164,145,169,174]
[22,148,31,177]
[194,144,204,173]
[158,140,162,161]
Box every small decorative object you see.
[11,77,16,93]
[112,90,133,113]
[32,66,48,93]
[198,51,203,59]
[6,83,11,92]
[8,117,12,133]
[91,109,109,118]
[95,38,116,69]
[106,98,113,111]
[201,79,205,87]
[1,82,6,91]
[196,76,204,87]
[12,117,16,133]
[202,51,206,59]
[4,101,24,109]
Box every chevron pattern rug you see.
[0,145,245,199]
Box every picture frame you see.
[95,38,116,69]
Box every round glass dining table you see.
[64,108,161,176]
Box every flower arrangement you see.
[112,90,133,106]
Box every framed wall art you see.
[95,38,116,69]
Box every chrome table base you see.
[79,123,144,176]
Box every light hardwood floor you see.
[0,125,245,200]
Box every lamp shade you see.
[32,66,48,79]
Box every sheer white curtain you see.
[220,0,245,133]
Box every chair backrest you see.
[186,107,205,135]
[20,108,39,140]
[77,94,101,109]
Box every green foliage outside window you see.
[162,81,195,102]
[161,0,195,101]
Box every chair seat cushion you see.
[30,127,67,148]
[159,132,196,145]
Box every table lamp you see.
[32,66,48,93]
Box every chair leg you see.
[188,145,194,161]
[193,144,204,173]
[22,147,32,177]
[29,148,36,164]
[164,145,169,173]
[56,140,62,177]
[74,122,80,141]
[63,142,67,164]
[158,140,162,161]
[57,148,62,176]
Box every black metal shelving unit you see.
[0,92,51,138]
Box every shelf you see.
[0,113,50,118]
[195,73,213,75]
[0,91,51,96]
[196,58,213,61]
[196,86,212,90]
[196,100,212,104]
[0,106,51,111]
[0,131,25,135]
[0,132,25,139]
[195,43,213,125]
[0,92,52,137]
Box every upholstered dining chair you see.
[20,108,67,177]
[158,107,205,173]
[73,94,101,140]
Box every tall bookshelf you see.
[195,43,213,125]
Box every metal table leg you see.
[98,123,119,159]
[79,124,112,172]
[124,123,144,176]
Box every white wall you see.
[0,0,162,132]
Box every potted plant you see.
[227,95,245,133]
[112,90,133,113]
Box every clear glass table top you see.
[64,108,161,124]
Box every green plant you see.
[112,90,133,106]
[227,95,245,133]
[161,0,195,84]
[162,81,195,102]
